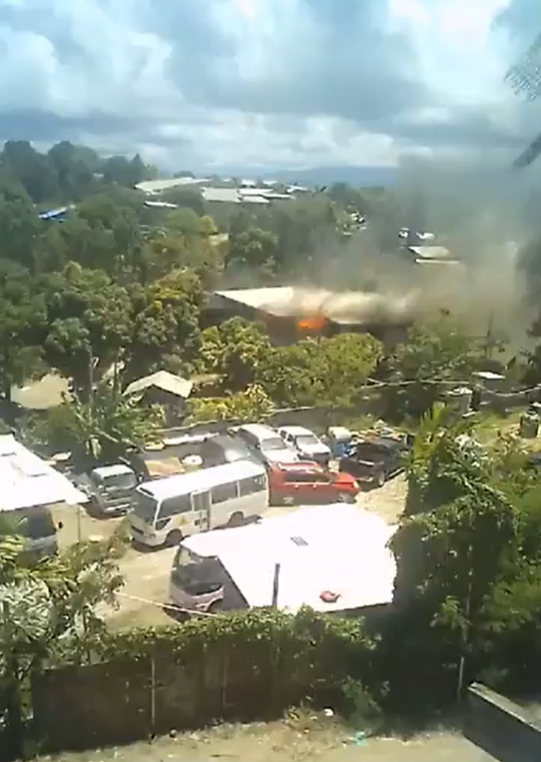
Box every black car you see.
[199,434,256,467]
[338,436,409,488]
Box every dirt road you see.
[50,717,492,762]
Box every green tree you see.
[255,342,322,407]
[256,333,382,409]
[186,384,274,424]
[0,173,43,270]
[315,333,383,408]
[383,314,486,421]
[27,383,164,465]
[0,262,47,402]
[2,140,59,202]
[198,318,271,391]
[47,141,98,200]
[42,265,132,395]
[226,227,279,277]
[123,268,204,382]
[389,405,520,703]
[0,529,123,756]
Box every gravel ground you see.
[45,715,492,762]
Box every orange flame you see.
[297,314,328,332]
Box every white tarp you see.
[0,435,87,512]
[183,504,397,613]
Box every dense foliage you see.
[386,405,541,709]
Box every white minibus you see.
[129,459,269,548]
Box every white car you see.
[234,423,300,465]
[278,425,331,466]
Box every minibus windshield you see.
[133,491,158,522]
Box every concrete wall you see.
[464,683,541,762]
[32,648,321,752]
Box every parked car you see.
[233,423,299,466]
[78,463,138,516]
[278,425,331,466]
[268,461,359,505]
[199,434,256,467]
[338,436,409,488]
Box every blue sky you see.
[0,0,539,170]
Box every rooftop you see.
[183,504,397,613]
[202,187,241,203]
[123,370,193,400]
[211,286,416,325]
[135,178,209,195]
[138,459,266,500]
[0,435,87,511]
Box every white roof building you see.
[0,435,87,512]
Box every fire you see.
[297,314,328,332]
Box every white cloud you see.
[0,0,535,170]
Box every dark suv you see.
[338,436,409,487]
[199,434,255,467]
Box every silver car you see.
[234,424,300,465]
[278,425,331,466]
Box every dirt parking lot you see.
[51,475,408,630]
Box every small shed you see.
[123,371,193,425]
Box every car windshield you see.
[133,491,158,522]
[100,473,137,490]
[5,508,56,539]
[173,545,204,569]
[262,437,288,451]
[296,435,319,447]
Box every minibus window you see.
[133,491,158,521]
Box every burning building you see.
[205,287,418,347]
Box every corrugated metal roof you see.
[239,187,273,196]
[213,287,297,314]
[240,194,270,204]
[202,187,241,203]
[212,287,415,325]
[0,435,87,511]
[407,245,453,260]
[123,370,193,399]
[135,178,208,194]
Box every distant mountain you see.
[197,165,397,188]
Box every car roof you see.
[237,423,280,440]
[357,436,404,450]
[205,434,250,449]
[279,425,314,436]
[93,464,134,478]
[271,460,324,473]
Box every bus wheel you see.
[228,511,245,527]
[166,529,183,547]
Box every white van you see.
[129,460,269,548]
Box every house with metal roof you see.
[123,371,193,426]
[205,287,413,346]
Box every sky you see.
[0,0,541,170]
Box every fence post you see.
[271,563,281,607]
